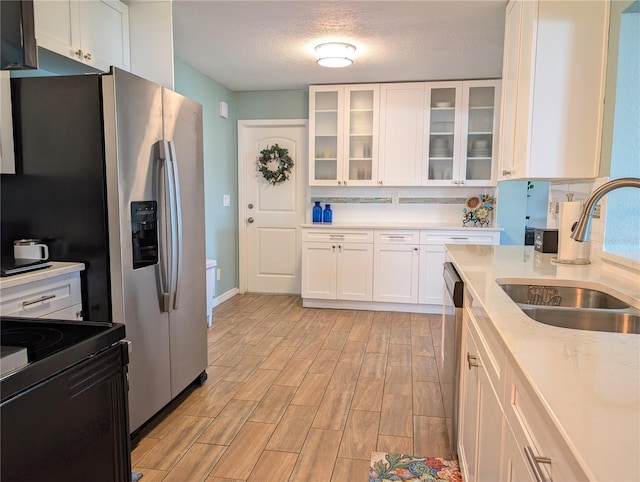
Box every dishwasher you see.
[441,262,464,456]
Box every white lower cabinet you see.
[373,230,419,303]
[302,227,500,310]
[501,364,589,481]
[458,286,589,482]
[0,271,83,320]
[419,231,500,305]
[301,229,373,301]
[458,294,504,482]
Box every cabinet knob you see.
[84,52,92,60]
[337,181,342,185]
[75,49,83,58]
[378,181,383,185]
[343,180,347,186]
[459,180,465,185]
[502,169,512,176]
[467,353,480,369]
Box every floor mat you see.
[369,452,462,482]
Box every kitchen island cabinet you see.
[0,262,85,320]
[446,245,640,481]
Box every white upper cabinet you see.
[379,83,425,186]
[424,80,501,186]
[378,80,500,187]
[34,0,130,72]
[309,84,379,186]
[498,0,608,180]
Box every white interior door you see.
[238,120,307,294]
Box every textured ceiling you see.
[172,1,507,92]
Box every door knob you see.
[247,217,254,224]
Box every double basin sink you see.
[498,280,640,335]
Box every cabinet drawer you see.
[464,289,506,404]
[0,272,82,319]
[375,230,420,244]
[420,230,500,245]
[504,365,589,481]
[302,229,373,244]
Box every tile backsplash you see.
[307,186,497,225]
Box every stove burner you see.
[2,327,65,359]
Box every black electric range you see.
[0,317,126,402]
[1,317,131,481]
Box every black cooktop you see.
[0,317,126,402]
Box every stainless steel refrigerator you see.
[1,68,208,433]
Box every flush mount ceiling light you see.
[315,42,356,68]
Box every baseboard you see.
[302,298,442,314]
[213,288,240,308]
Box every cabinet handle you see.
[343,180,347,185]
[378,181,383,185]
[387,235,406,240]
[332,245,336,251]
[450,237,469,240]
[413,247,418,251]
[76,310,83,319]
[467,353,480,369]
[338,245,342,251]
[22,294,56,308]
[84,52,92,60]
[329,235,344,239]
[524,446,552,482]
[502,169,512,176]
[75,49,83,58]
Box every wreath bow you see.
[257,144,294,185]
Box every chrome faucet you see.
[571,177,640,242]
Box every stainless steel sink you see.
[499,283,630,309]
[520,307,640,335]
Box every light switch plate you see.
[223,194,230,206]
[219,101,229,119]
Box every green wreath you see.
[257,144,294,185]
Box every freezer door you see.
[162,88,207,398]
[102,68,171,432]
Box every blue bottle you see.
[322,204,333,224]
[312,201,322,223]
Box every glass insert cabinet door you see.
[311,87,343,184]
[344,84,379,185]
[309,84,379,186]
[463,81,500,184]
[425,83,462,183]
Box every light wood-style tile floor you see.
[131,294,451,482]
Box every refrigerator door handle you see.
[156,139,174,312]
[168,140,183,310]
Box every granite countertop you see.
[301,222,503,231]
[0,262,85,289]
[445,244,640,481]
